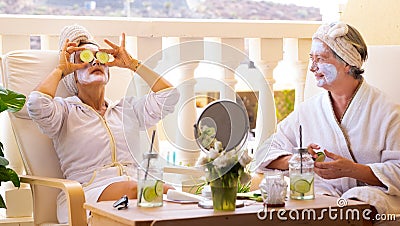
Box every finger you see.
[314,168,334,179]
[324,149,339,160]
[308,143,320,150]
[104,38,118,49]
[60,39,70,58]
[66,42,78,47]
[71,62,89,71]
[63,39,70,50]
[314,167,323,177]
[314,161,332,169]
[120,33,126,48]
[307,143,320,157]
[307,147,316,156]
[98,48,115,54]
[70,46,86,51]
[105,61,117,67]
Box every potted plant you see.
[0,85,25,208]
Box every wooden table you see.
[84,195,373,226]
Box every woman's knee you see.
[98,181,138,201]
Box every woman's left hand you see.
[314,149,356,179]
[102,33,140,71]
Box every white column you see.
[248,38,282,150]
[294,61,309,107]
[40,35,58,50]
[296,38,312,107]
[174,65,198,164]
[221,38,245,101]
[130,37,162,158]
[158,37,202,166]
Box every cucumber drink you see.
[289,147,315,200]
[138,179,163,207]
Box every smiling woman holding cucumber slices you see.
[254,21,400,222]
[26,24,179,224]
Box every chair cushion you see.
[1,50,70,119]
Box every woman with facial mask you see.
[26,24,179,224]
[254,22,400,222]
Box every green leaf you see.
[7,168,20,188]
[0,194,6,208]
[0,166,9,182]
[0,86,26,113]
[0,156,9,166]
[0,167,20,188]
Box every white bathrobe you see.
[255,80,400,215]
[27,88,179,223]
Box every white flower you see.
[196,154,209,166]
[239,149,252,167]
[214,141,223,152]
[207,147,220,160]
[213,150,237,169]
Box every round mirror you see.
[194,99,250,153]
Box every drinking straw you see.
[299,125,302,148]
[138,130,157,204]
[299,125,303,174]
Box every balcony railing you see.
[0,15,321,165]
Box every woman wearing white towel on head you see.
[254,21,400,222]
[27,24,179,224]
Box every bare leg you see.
[97,181,175,202]
[98,181,138,201]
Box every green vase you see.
[210,176,238,211]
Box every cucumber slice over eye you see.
[143,186,157,202]
[154,180,163,196]
[315,152,326,162]
[96,51,109,64]
[80,50,94,63]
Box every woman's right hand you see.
[57,39,88,78]
[307,143,321,159]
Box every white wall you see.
[342,0,400,45]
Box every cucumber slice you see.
[143,186,157,202]
[80,50,94,63]
[154,180,163,196]
[315,152,326,162]
[96,51,109,64]
[293,179,311,193]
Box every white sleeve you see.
[253,110,299,172]
[27,91,66,138]
[128,87,180,129]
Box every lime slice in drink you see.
[315,152,326,162]
[143,186,157,202]
[293,179,311,193]
[154,180,163,196]
[80,49,94,63]
[96,51,109,64]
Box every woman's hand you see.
[307,143,321,159]
[314,149,356,179]
[102,33,140,71]
[57,39,87,77]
